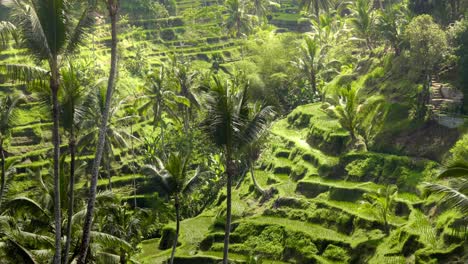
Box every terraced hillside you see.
[0,0,305,208]
[136,103,465,263]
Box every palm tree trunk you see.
[63,128,76,264]
[222,154,233,264]
[107,152,112,191]
[250,165,264,194]
[120,249,126,264]
[311,71,317,98]
[314,1,319,23]
[169,195,180,264]
[77,2,119,263]
[51,74,62,264]
[0,143,5,208]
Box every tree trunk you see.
[250,165,264,194]
[311,71,317,98]
[120,249,126,264]
[314,1,319,23]
[0,143,5,209]
[51,73,62,264]
[107,151,112,191]
[77,2,119,263]
[222,154,233,264]
[63,127,76,264]
[169,195,180,264]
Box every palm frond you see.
[90,231,133,252]
[65,4,95,55]
[424,181,468,215]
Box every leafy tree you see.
[142,153,206,264]
[6,1,94,262]
[405,15,448,118]
[450,19,468,113]
[78,1,121,261]
[202,73,274,263]
[0,95,20,208]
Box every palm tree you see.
[79,86,133,191]
[361,185,398,235]
[225,0,253,38]
[292,36,330,100]
[169,57,200,133]
[78,2,121,260]
[202,73,274,264]
[0,95,21,208]
[139,66,183,158]
[376,3,410,55]
[59,62,90,264]
[142,153,205,264]
[425,162,468,225]
[5,2,94,262]
[350,0,375,51]
[299,0,333,22]
[332,86,385,148]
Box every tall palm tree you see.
[139,66,186,158]
[142,153,205,264]
[292,36,329,100]
[202,74,274,264]
[350,0,375,51]
[169,57,200,133]
[299,0,333,22]
[79,86,132,191]
[225,0,253,38]
[78,1,120,261]
[59,62,90,264]
[0,95,21,208]
[5,2,94,262]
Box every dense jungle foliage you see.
[0,0,467,263]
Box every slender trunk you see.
[222,154,233,264]
[107,152,112,191]
[250,165,263,194]
[169,195,180,264]
[314,1,319,23]
[77,2,119,263]
[131,123,136,208]
[119,249,126,264]
[311,71,317,98]
[0,143,5,209]
[51,74,62,264]
[63,127,76,264]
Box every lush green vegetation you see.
[0,0,467,263]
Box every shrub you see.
[160,28,176,41]
[322,244,350,262]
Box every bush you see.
[322,244,350,262]
[160,28,176,41]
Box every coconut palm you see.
[225,0,254,38]
[168,57,200,133]
[349,0,375,51]
[293,36,327,100]
[142,152,206,264]
[202,73,274,264]
[376,3,410,55]
[332,86,385,148]
[4,2,95,262]
[425,162,468,223]
[78,86,133,191]
[0,95,21,208]
[299,0,333,21]
[78,1,120,261]
[59,62,91,264]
